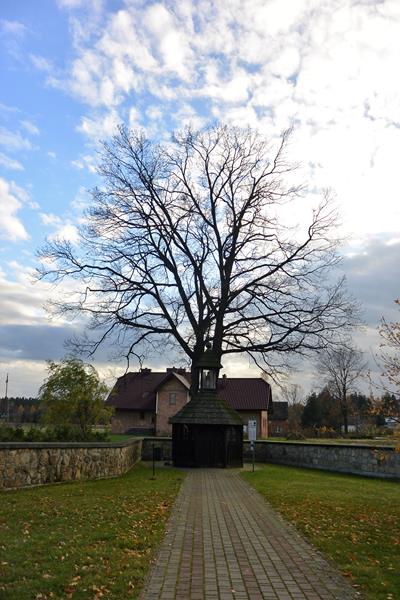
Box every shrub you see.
[286,432,306,440]
[0,424,110,443]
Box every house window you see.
[139,411,145,421]
[169,393,177,405]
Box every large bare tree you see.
[38,124,358,392]
[317,344,366,433]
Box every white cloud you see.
[27,200,40,210]
[200,70,251,104]
[0,102,19,114]
[9,180,32,204]
[0,19,29,59]
[77,109,120,140]
[20,120,40,136]
[49,222,79,244]
[0,177,29,241]
[40,213,62,226]
[0,19,27,36]
[0,152,23,171]
[57,0,103,10]
[146,105,163,121]
[70,186,91,212]
[71,159,84,170]
[57,0,400,239]
[30,53,53,72]
[0,127,32,151]
[57,0,84,8]
[39,186,90,247]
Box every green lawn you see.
[242,465,400,600]
[109,434,140,442]
[264,437,398,446]
[0,464,184,599]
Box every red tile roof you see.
[107,371,167,410]
[218,378,271,410]
[107,371,272,412]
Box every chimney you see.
[140,368,152,373]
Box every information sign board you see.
[248,420,257,442]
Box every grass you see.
[0,463,184,599]
[242,465,400,600]
[109,434,139,442]
[264,437,398,446]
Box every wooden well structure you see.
[170,348,243,468]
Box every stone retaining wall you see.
[142,437,399,479]
[0,439,142,490]
[142,437,172,461]
[244,440,400,479]
[2,437,398,490]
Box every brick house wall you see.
[111,409,154,434]
[156,378,189,436]
[261,410,269,438]
[108,371,272,437]
[268,419,289,437]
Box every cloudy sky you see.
[0,0,399,397]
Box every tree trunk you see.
[343,407,348,434]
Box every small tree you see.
[301,392,323,429]
[39,358,112,438]
[301,387,341,432]
[317,343,366,433]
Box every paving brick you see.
[140,470,356,600]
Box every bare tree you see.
[280,383,304,433]
[379,298,400,399]
[369,298,400,425]
[38,124,358,392]
[280,383,303,406]
[317,344,366,433]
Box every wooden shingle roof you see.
[169,392,243,425]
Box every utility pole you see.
[5,373,9,422]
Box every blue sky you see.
[0,0,400,397]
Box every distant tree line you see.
[284,388,398,438]
[0,397,40,423]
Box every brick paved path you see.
[141,469,357,600]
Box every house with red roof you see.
[107,367,273,438]
[268,401,289,437]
